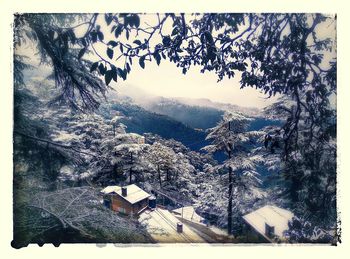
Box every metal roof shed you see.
[242,205,294,242]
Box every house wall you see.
[111,195,134,214]
[241,224,270,243]
[110,195,149,215]
[132,198,149,215]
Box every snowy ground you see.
[138,208,205,243]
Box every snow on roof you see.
[172,206,204,223]
[101,184,151,204]
[139,208,205,243]
[243,205,294,241]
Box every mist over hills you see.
[99,101,208,151]
[110,85,262,130]
[23,68,280,153]
[103,85,281,156]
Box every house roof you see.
[101,184,151,204]
[139,208,205,243]
[242,205,294,241]
[172,206,204,223]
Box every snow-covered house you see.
[172,206,205,223]
[101,184,151,216]
[242,205,294,242]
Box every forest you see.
[12,13,337,247]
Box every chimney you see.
[121,187,127,197]
[148,196,157,209]
[177,222,183,233]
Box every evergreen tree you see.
[202,112,263,235]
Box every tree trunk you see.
[166,168,170,181]
[227,121,233,235]
[158,164,162,187]
[129,152,133,184]
[113,163,118,181]
[129,168,132,184]
[228,151,233,235]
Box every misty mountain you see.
[110,85,261,130]
[173,96,261,117]
[142,97,224,129]
[115,84,261,117]
[99,101,208,151]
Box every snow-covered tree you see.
[263,95,337,231]
[108,133,149,184]
[202,112,264,235]
[143,142,177,187]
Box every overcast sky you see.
[111,58,278,108]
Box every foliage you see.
[13,186,151,247]
[201,112,264,234]
[264,95,336,229]
[284,216,336,244]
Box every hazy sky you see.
[112,58,278,109]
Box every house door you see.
[103,199,111,209]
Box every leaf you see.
[97,31,104,42]
[162,36,171,47]
[90,31,97,43]
[125,29,130,40]
[133,40,142,46]
[99,63,106,75]
[139,56,145,69]
[153,52,161,66]
[90,62,99,72]
[134,15,140,28]
[115,25,123,38]
[78,48,86,60]
[111,66,118,82]
[107,48,114,59]
[105,70,113,85]
[107,40,118,47]
[105,14,113,26]
[117,68,127,80]
[126,63,131,73]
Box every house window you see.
[118,207,126,214]
[265,223,275,237]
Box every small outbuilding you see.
[101,184,151,216]
[242,205,294,242]
[172,206,205,223]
